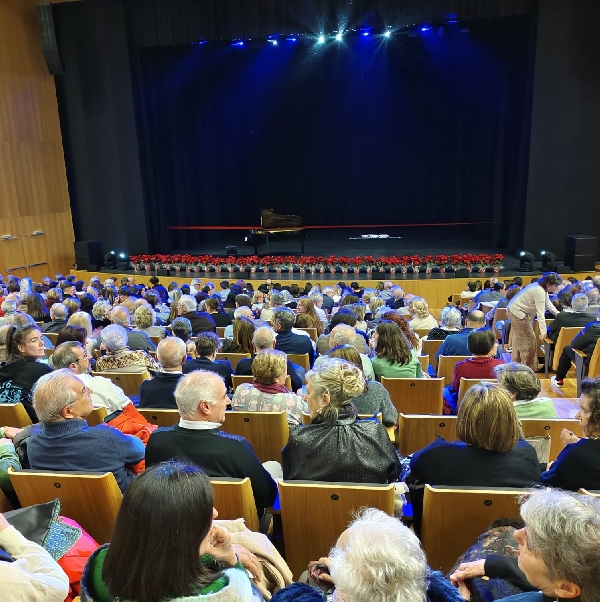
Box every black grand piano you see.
[245,209,306,255]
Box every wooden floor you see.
[537,378,579,418]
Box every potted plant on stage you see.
[338,256,352,276]
[195,255,212,274]
[281,256,296,275]
[363,255,377,277]
[409,255,423,274]
[376,256,387,274]
[327,255,338,274]
[244,255,259,275]
[271,256,285,276]
[306,256,318,275]
[451,254,467,277]
[423,255,436,274]
[435,254,451,273]
[316,256,328,274]
[475,254,491,274]
[351,256,362,276]
[259,256,273,274]
[490,254,504,273]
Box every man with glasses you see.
[52,341,129,413]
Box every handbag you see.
[4,498,60,547]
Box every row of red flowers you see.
[130,253,504,270]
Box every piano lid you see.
[261,208,303,230]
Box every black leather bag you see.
[3,499,60,552]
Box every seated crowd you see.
[1,272,600,601]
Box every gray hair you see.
[270,292,285,307]
[32,369,79,422]
[0,325,9,345]
[53,341,85,371]
[179,295,197,313]
[586,287,599,305]
[1,299,16,314]
[520,489,600,602]
[253,326,276,350]
[101,324,128,351]
[330,324,356,347]
[309,292,323,304]
[49,302,67,320]
[493,362,541,401]
[194,331,222,357]
[233,306,254,319]
[329,508,427,602]
[440,306,462,328]
[273,307,295,331]
[592,275,600,291]
[174,370,223,419]
[572,292,590,313]
[157,337,186,369]
[111,306,131,326]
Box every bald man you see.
[436,310,486,360]
[139,337,187,409]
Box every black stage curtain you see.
[132,17,535,250]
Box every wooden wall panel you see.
[0,0,75,278]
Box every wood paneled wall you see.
[0,0,74,281]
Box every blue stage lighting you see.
[362,32,370,36]
[267,39,278,45]
[384,31,391,38]
[317,35,325,43]
[230,40,244,46]
[335,33,343,41]
[420,26,431,32]
[286,36,297,42]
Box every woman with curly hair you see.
[370,320,423,381]
[381,311,422,354]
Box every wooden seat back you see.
[231,375,291,391]
[215,353,250,371]
[90,371,150,396]
[0,489,13,512]
[421,338,444,372]
[44,332,59,345]
[437,355,471,386]
[520,418,582,462]
[457,378,497,407]
[278,480,395,579]
[421,485,524,573]
[480,302,496,315]
[417,354,429,373]
[552,326,584,371]
[492,307,507,340]
[397,414,457,456]
[0,403,33,428]
[380,377,444,414]
[86,406,108,426]
[138,408,180,427]
[216,326,226,337]
[8,468,122,544]
[210,477,260,532]
[429,309,443,323]
[296,327,318,343]
[288,353,310,372]
[221,411,289,463]
[149,335,162,346]
[414,328,431,339]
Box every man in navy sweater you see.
[436,311,485,361]
[272,307,315,367]
[28,369,145,492]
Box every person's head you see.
[329,309,358,331]
[103,460,217,602]
[60,280,75,297]
[157,337,187,370]
[133,305,156,330]
[390,286,404,300]
[465,310,486,329]
[457,382,520,451]
[571,293,590,313]
[466,281,477,292]
[493,362,541,402]
[409,298,429,319]
[203,297,221,313]
[218,280,229,291]
[52,341,91,375]
[32,369,93,422]
[373,320,412,366]
[5,324,44,361]
[91,301,111,322]
[103,284,118,306]
[67,311,92,338]
[329,508,428,602]
[252,326,276,352]
[467,327,497,356]
[232,316,255,353]
[1,299,16,316]
[252,349,288,386]
[234,294,251,309]
[56,325,87,347]
[25,292,49,318]
[144,290,159,308]
[513,489,600,601]
[171,317,192,343]
[100,324,129,352]
[505,284,521,302]
[177,295,197,315]
[369,297,384,316]
[586,287,600,307]
[493,282,505,293]
[339,294,360,308]
[272,307,296,332]
[326,344,363,373]
[63,297,81,317]
[233,306,253,320]
[194,331,222,359]
[440,306,462,329]
[111,306,131,327]
[329,323,357,349]
[538,272,562,294]
[577,377,600,438]
[47,288,62,302]
[174,370,228,423]
[304,357,363,420]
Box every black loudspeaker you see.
[565,235,597,272]
[37,2,64,75]
[74,240,103,271]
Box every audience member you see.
[436,310,485,360]
[182,331,233,390]
[295,297,324,336]
[317,309,368,355]
[52,341,129,413]
[223,306,254,339]
[204,296,232,327]
[222,316,255,353]
[381,311,423,354]
[0,325,9,364]
[170,316,195,358]
[427,306,462,340]
[148,275,168,302]
[273,307,315,367]
[176,295,216,335]
[133,305,167,339]
[40,302,68,333]
[370,320,423,380]
[0,299,17,327]
[139,337,186,409]
[385,286,405,309]
[96,324,160,374]
[460,281,478,300]
[25,293,51,323]
[145,371,277,514]
[28,369,145,491]
[282,358,399,483]
[231,349,306,425]
[472,281,506,307]
[408,298,438,331]
[547,292,595,343]
[111,306,156,352]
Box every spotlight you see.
[285,36,297,42]
[384,31,391,38]
[230,40,244,47]
[104,251,117,269]
[335,33,343,41]
[267,39,278,45]
[420,25,431,32]
[317,35,325,43]
[519,251,535,272]
[541,250,558,271]
[117,252,130,270]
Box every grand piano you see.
[245,209,306,255]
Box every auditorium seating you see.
[437,355,471,386]
[520,418,582,462]
[380,377,444,414]
[138,408,179,427]
[215,352,250,370]
[421,338,444,371]
[0,489,13,512]
[0,403,32,428]
[91,371,150,396]
[210,477,260,531]
[287,353,310,372]
[86,406,108,426]
[543,326,583,376]
[397,414,457,456]
[296,327,318,343]
[574,338,600,395]
[457,378,497,406]
[278,480,395,579]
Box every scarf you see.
[253,382,289,395]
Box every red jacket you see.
[452,356,504,394]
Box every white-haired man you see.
[0,299,18,327]
[110,306,155,352]
[96,324,160,374]
[547,292,596,344]
[177,294,216,336]
[40,302,68,333]
[139,337,187,409]
[145,370,277,515]
[28,369,145,492]
[52,341,129,412]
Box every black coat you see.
[571,321,600,359]
[182,311,217,336]
[547,311,596,343]
[138,372,182,409]
[182,356,233,390]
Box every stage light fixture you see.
[541,250,558,271]
[286,36,297,42]
[267,39,278,45]
[335,33,343,41]
[117,252,130,270]
[317,35,325,43]
[230,40,244,47]
[104,251,117,269]
[384,31,391,38]
[420,25,432,32]
[519,251,535,272]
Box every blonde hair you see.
[306,358,364,422]
[252,349,287,385]
[47,288,62,302]
[134,305,155,329]
[369,298,384,315]
[352,303,366,322]
[67,311,92,337]
[410,298,429,319]
[457,382,520,452]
